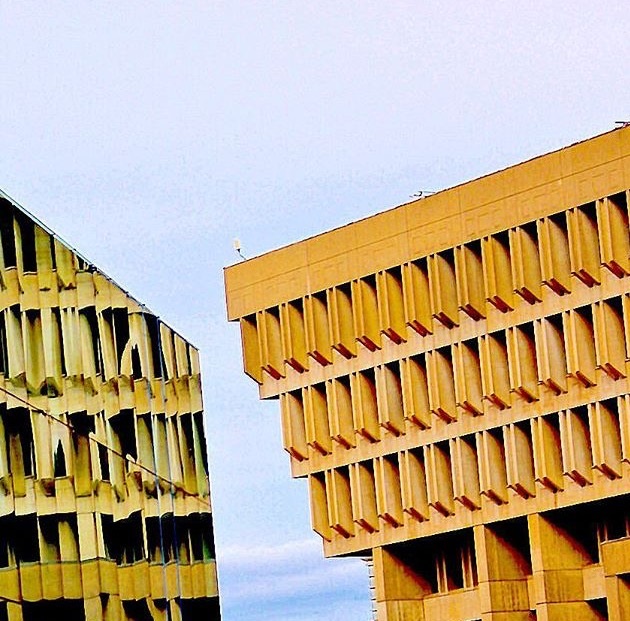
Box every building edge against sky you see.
[0,190,220,620]
[225,127,630,620]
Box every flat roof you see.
[225,126,630,320]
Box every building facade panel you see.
[0,191,220,621]
[226,127,630,621]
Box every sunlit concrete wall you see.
[226,127,630,621]
[0,193,220,621]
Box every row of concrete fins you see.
[0,402,209,501]
[279,295,627,461]
[0,302,198,395]
[0,201,79,288]
[308,396,628,541]
[241,192,630,383]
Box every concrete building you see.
[225,127,630,621]
[0,191,220,620]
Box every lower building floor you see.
[374,494,630,621]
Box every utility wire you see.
[0,384,212,510]
[0,194,217,616]
[0,377,214,612]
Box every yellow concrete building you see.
[225,127,630,621]
[0,192,220,620]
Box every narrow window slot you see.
[597,191,630,277]
[145,517,162,563]
[510,222,542,304]
[99,308,118,380]
[98,444,110,482]
[564,305,597,387]
[480,331,511,409]
[535,314,568,395]
[538,213,571,295]
[280,299,308,372]
[326,467,354,538]
[375,454,404,527]
[376,362,405,436]
[327,283,356,359]
[109,408,137,491]
[327,376,355,449]
[180,413,198,494]
[482,231,514,312]
[0,199,17,268]
[400,354,431,429]
[145,314,164,379]
[39,515,61,562]
[258,306,284,379]
[559,406,592,486]
[352,275,381,351]
[427,346,457,422]
[453,339,483,416]
[281,389,309,459]
[116,409,138,461]
[70,412,94,496]
[477,428,508,504]
[304,291,332,366]
[239,314,262,382]
[14,514,40,563]
[192,411,209,486]
[455,241,485,320]
[451,435,480,510]
[590,399,622,479]
[424,441,454,516]
[350,461,379,533]
[594,297,626,380]
[112,308,130,374]
[428,249,459,328]
[309,473,332,541]
[531,413,563,492]
[503,422,536,498]
[567,202,600,286]
[50,308,66,377]
[304,383,331,455]
[377,266,407,343]
[400,449,429,522]
[402,259,433,336]
[53,439,67,477]
[507,322,539,402]
[14,210,37,273]
[351,369,380,442]
[5,408,36,491]
[112,511,145,564]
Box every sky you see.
[1,3,629,620]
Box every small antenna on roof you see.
[410,190,435,199]
[615,121,630,128]
[233,238,246,261]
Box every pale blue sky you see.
[1,3,629,620]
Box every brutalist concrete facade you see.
[0,192,220,620]
[225,127,630,621]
